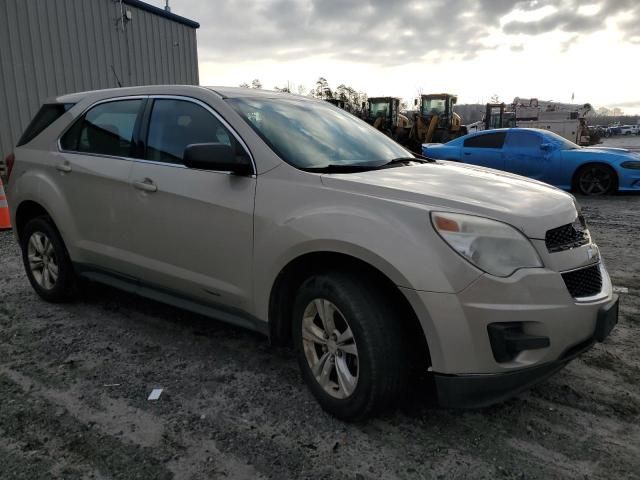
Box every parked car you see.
[618,125,637,135]
[422,128,640,195]
[5,87,618,420]
[608,125,622,136]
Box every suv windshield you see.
[227,97,411,170]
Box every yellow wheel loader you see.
[407,94,466,152]
[364,97,411,143]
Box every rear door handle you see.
[133,179,157,193]
[56,163,72,173]
[463,152,472,156]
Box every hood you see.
[580,146,640,158]
[321,161,577,239]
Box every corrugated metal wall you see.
[0,0,199,165]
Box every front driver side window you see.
[146,99,245,165]
[463,132,506,149]
[506,131,543,149]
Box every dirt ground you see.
[1,156,639,479]
[599,134,640,152]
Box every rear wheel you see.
[292,272,407,420]
[575,164,617,196]
[21,216,76,302]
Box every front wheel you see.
[21,216,77,302]
[292,273,407,421]
[575,165,617,196]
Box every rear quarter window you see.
[17,103,75,146]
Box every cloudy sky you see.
[164,0,639,113]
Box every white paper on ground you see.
[148,388,163,401]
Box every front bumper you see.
[618,171,640,190]
[400,260,617,406]
[433,294,617,408]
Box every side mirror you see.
[183,143,252,175]
[540,143,553,151]
[414,98,418,106]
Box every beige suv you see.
[5,86,618,420]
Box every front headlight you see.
[431,212,543,277]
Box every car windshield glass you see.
[227,97,412,170]
[544,131,581,150]
[422,98,446,116]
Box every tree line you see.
[238,77,369,113]
[237,81,639,126]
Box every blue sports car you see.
[422,128,640,195]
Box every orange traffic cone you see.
[0,177,11,230]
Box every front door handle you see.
[133,179,158,193]
[56,163,72,173]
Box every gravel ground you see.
[599,134,640,152]
[1,189,639,479]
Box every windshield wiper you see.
[381,154,435,167]
[300,164,380,173]
[300,154,435,173]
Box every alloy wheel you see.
[27,231,59,290]
[579,166,612,196]
[301,298,359,399]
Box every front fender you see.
[564,152,628,186]
[251,170,481,322]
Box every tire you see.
[292,272,408,421]
[21,216,77,302]
[575,164,617,196]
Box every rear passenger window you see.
[146,99,244,165]
[60,99,142,157]
[463,132,506,149]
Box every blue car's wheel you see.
[575,165,617,196]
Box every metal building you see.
[0,0,200,172]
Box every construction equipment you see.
[483,98,597,145]
[325,98,347,110]
[407,93,466,151]
[363,97,411,142]
[483,103,515,130]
